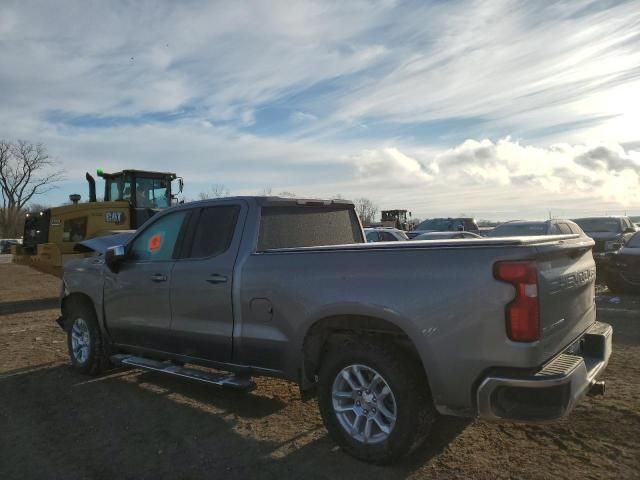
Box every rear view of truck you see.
[476,236,611,421]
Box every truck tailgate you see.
[535,237,597,361]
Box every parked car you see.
[487,219,585,238]
[413,231,482,240]
[364,227,409,242]
[407,217,480,238]
[601,231,640,293]
[0,239,20,254]
[572,216,637,266]
[58,196,611,464]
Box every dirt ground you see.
[1,261,639,480]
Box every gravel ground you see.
[0,263,638,480]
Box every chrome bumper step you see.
[111,354,256,391]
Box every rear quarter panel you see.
[235,242,571,415]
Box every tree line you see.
[0,139,393,239]
[0,140,63,238]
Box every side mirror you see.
[624,227,636,234]
[105,245,126,272]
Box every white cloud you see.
[345,138,640,217]
[1,1,639,219]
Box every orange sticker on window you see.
[148,233,162,252]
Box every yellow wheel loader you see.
[380,209,411,230]
[14,169,183,276]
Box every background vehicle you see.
[407,217,480,238]
[15,169,183,274]
[59,196,610,464]
[364,227,408,242]
[487,219,584,237]
[413,231,481,240]
[380,210,411,230]
[572,216,636,265]
[602,231,640,293]
[0,238,21,254]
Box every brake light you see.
[494,261,540,342]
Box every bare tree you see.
[354,197,378,226]
[0,140,63,237]
[198,184,230,200]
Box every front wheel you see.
[66,304,108,375]
[317,338,435,464]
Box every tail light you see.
[494,261,540,342]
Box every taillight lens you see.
[494,261,540,342]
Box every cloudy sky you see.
[1,0,639,220]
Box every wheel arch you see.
[301,310,435,395]
[61,292,97,330]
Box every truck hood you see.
[74,231,134,254]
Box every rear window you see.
[488,223,547,237]
[416,218,477,232]
[573,218,622,233]
[627,232,640,248]
[258,206,363,250]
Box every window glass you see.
[573,218,622,233]
[130,211,187,261]
[380,231,397,241]
[188,206,240,258]
[258,206,363,250]
[557,223,572,234]
[108,177,132,202]
[627,232,640,248]
[365,231,379,242]
[63,217,87,242]
[487,223,547,237]
[135,177,170,208]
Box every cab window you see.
[129,211,188,261]
[186,206,240,258]
[135,177,170,209]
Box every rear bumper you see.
[476,321,612,421]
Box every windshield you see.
[135,177,170,208]
[626,232,640,248]
[573,218,621,233]
[487,223,547,237]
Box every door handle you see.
[206,274,228,284]
[150,273,167,282]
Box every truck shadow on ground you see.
[0,363,469,480]
[0,297,59,316]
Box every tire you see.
[65,302,108,375]
[317,337,436,464]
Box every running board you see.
[111,354,256,391]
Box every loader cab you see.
[99,169,182,228]
[381,209,411,230]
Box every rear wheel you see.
[317,337,435,464]
[66,304,108,375]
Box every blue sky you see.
[1,0,639,219]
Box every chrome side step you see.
[111,354,256,391]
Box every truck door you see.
[169,202,246,362]
[103,209,189,351]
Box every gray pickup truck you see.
[58,197,612,464]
